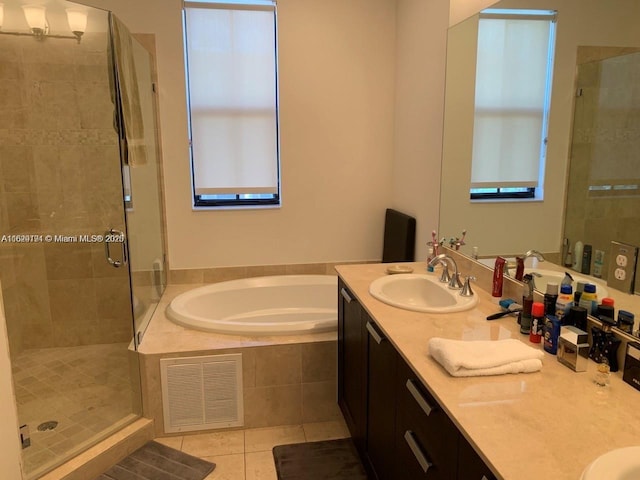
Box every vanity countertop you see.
[336,261,640,480]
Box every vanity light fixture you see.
[22,5,47,37]
[65,8,87,42]
[0,4,86,43]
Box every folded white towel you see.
[428,337,544,377]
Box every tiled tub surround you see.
[140,284,341,437]
[167,261,364,284]
[11,343,139,479]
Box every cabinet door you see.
[337,279,368,456]
[395,360,458,480]
[458,437,497,480]
[365,317,398,480]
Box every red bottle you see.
[529,302,544,344]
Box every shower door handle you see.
[104,229,128,268]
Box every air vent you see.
[160,354,243,433]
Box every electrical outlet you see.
[617,254,628,267]
[608,241,638,294]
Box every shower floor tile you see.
[11,343,137,478]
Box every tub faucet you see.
[428,254,464,290]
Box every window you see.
[183,0,280,208]
[469,9,556,200]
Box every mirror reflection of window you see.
[470,9,557,201]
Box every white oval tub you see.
[166,275,338,335]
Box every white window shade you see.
[185,4,278,196]
[471,14,554,189]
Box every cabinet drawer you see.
[395,361,458,479]
[458,437,497,480]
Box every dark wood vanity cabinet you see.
[365,319,398,480]
[337,278,497,480]
[458,438,497,480]
[395,360,458,479]
[337,279,368,457]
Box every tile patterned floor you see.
[10,343,136,478]
[156,419,351,480]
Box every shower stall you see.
[564,48,640,284]
[0,1,165,477]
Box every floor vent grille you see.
[160,353,243,433]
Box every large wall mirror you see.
[440,0,640,331]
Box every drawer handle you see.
[406,379,434,417]
[340,287,353,303]
[366,321,385,344]
[404,430,432,473]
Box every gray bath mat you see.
[96,440,215,480]
[273,438,367,480]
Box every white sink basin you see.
[528,269,609,298]
[581,446,640,480]
[369,274,479,313]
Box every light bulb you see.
[66,8,87,35]
[22,5,47,34]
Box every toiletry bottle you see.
[514,256,525,281]
[520,274,534,335]
[529,302,544,344]
[564,247,573,268]
[593,249,605,278]
[471,246,478,260]
[596,304,615,324]
[578,283,597,315]
[568,306,588,331]
[556,284,573,322]
[426,246,435,272]
[574,282,586,306]
[582,244,592,275]
[561,271,574,287]
[544,282,558,316]
[573,241,583,272]
[492,257,506,304]
[618,310,635,334]
[589,317,620,372]
[543,314,561,355]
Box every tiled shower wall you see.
[0,32,132,355]
[564,47,640,280]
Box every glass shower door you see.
[0,1,144,477]
[111,19,167,345]
[564,49,640,282]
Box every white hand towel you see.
[428,337,544,377]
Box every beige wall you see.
[85,0,419,270]
[440,0,640,258]
[449,0,496,27]
[393,0,450,263]
[0,30,133,350]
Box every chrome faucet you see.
[428,254,464,289]
[504,250,546,278]
[521,249,546,263]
